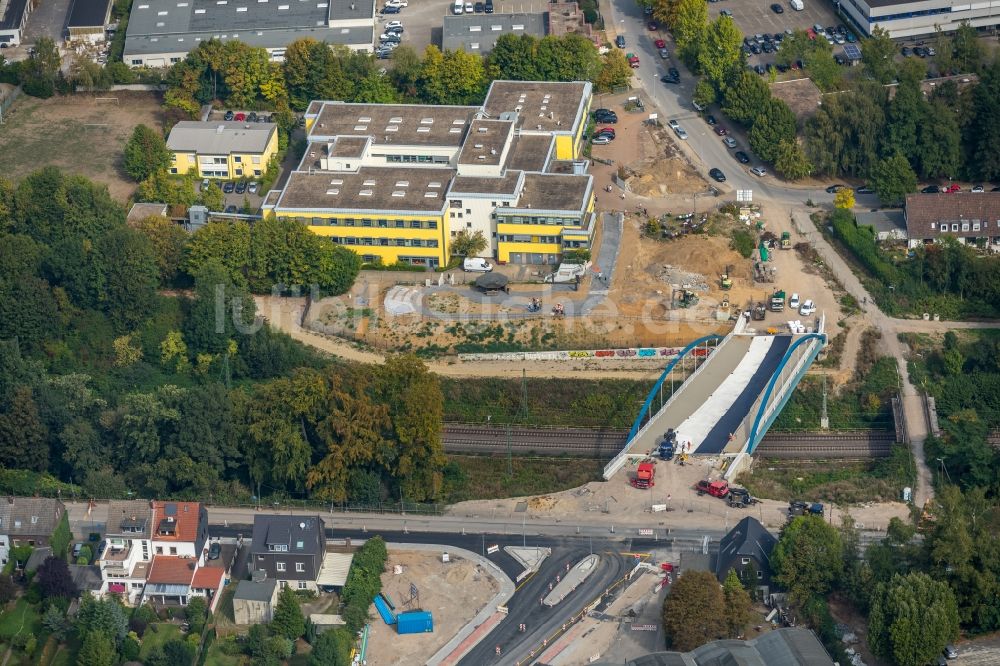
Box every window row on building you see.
[331,237,440,248]
[278,217,439,230]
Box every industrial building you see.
[0,0,34,47]
[839,0,1000,39]
[442,12,547,54]
[264,80,596,267]
[122,0,375,67]
[67,0,114,43]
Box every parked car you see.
[224,110,234,121]
[647,20,658,30]
[654,38,666,49]
[596,127,615,139]
[385,20,403,30]
[592,135,612,145]
[770,2,783,12]
[789,293,800,309]
[593,108,618,123]
[235,181,247,194]
[714,126,727,136]
[709,168,726,182]
[705,115,717,125]
[944,646,958,659]
[855,185,874,194]
[463,257,493,272]
[223,182,236,193]
[375,48,393,58]
[971,184,984,193]
[224,205,238,213]
[247,111,258,122]
[485,0,493,12]
[734,151,750,164]
[381,4,401,12]
[208,542,222,560]
[921,185,940,193]
[800,299,815,316]
[615,35,625,48]
[234,112,246,121]
[201,178,210,190]
[248,182,259,194]
[826,184,846,193]
[723,136,737,148]
[659,48,670,59]
[720,9,732,16]
[380,32,401,42]
[667,66,680,79]
[474,1,484,11]
[944,184,961,193]
[750,166,766,177]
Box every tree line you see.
[0,168,450,504]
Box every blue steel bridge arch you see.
[746,332,827,454]
[626,334,724,443]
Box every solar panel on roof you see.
[843,43,861,59]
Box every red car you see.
[714,126,728,136]
[234,112,246,121]
[654,38,666,49]
[596,127,615,138]
[944,184,961,193]
[806,28,816,40]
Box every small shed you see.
[842,43,862,66]
[473,272,509,293]
[316,552,354,591]
[309,613,346,635]
[233,578,278,625]
[855,209,907,242]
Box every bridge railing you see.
[602,317,749,480]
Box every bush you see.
[730,229,755,258]
[340,537,389,633]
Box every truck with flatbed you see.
[694,479,729,498]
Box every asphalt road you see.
[606,0,883,210]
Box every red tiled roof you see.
[147,556,197,586]
[192,566,225,590]
[151,501,201,543]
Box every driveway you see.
[22,0,72,44]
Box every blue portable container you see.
[396,610,434,634]
[373,594,397,625]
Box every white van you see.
[790,0,803,10]
[463,257,493,272]
[453,0,463,13]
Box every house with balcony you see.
[0,497,68,567]
[97,500,212,605]
[249,515,326,591]
[167,121,279,180]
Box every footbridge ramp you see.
[603,315,826,480]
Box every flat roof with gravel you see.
[310,102,481,147]
[276,168,453,213]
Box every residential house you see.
[904,192,1000,250]
[249,515,326,591]
[265,80,596,268]
[856,209,907,242]
[0,497,67,566]
[167,121,280,180]
[715,516,778,595]
[97,499,155,604]
[233,577,279,624]
[596,627,835,666]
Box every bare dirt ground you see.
[365,549,498,666]
[447,455,910,534]
[0,92,164,199]
[828,594,888,666]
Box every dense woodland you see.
[0,168,451,504]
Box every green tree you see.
[488,34,540,81]
[449,230,488,258]
[803,47,841,92]
[721,68,770,125]
[199,182,225,212]
[35,556,77,598]
[310,628,353,666]
[834,188,855,209]
[869,154,918,204]
[804,90,885,177]
[691,80,717,111]
[748,98,796,163]
[671,0,708,67]
[272,586,306,640]
[130,215,188,286]
[594,50,633,92]
[771,516,844,603]
[698,15,743,86]
[916,99,961,179]
[96,226,160,333]
[123,124,171,182]
[184,258,256,357]
[185,595,208,635]
[868,572,959,666]
[722,569,753,637]
[861,26,897,84]
[77,631,115,666]
[965,58,1000,181]
[19,37,61,98]
[951,21,983,73]
[50,511,71,557]
[0,386,49,472]
[417,46,489,105]
[662,570,727,650]
[774,139,812,180]
[183,220,251,283]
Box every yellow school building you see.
[167,121,279,180]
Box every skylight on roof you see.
[278,3,288,8]
[194,8,205,12]
[360,189,373,196]
[513,24,524,30]
[417,127,430,133]
[395,180,409,187]
[353,125,367,131]
[424,192,437,198]
[326,189,340,195]
[363,179,377,186]
[177,2,188,5]
[330,179,343,185]
[389,117,403,123]
[137,3,148,7]
[452,119,464,125]
[359,116,372,122]
[449,128,462,133]
[392,191,405,197]
[157,9,168,14]
[428,182,441,188]
[469,25,481,31]
[386,126,399,132]
[237,6,247,10]
[420,118,433,124]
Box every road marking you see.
[514,569,537,592]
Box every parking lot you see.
[374,0,454,56]
[707,0,843,45]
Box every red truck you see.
[695,479,729,498]
[627,53,640,68]
[632,461,655,489]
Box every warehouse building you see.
[122,0,375,67]
[0,0,35,47]
[442,12,547,54]
[838,0,1000,39]
[265,80,596,267]
[67,0,114,43]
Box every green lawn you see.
[139,623,182,659]
[203,645,244,666]
[0,599,42,639]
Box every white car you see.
[248,182,258,194]
[723,136,737,148]
[800,299,815,316]
[463,257,493,272]
[789,293,800,310]
[384,20,403,30]
[386,0,407,5]
[750,166,766,177]
[674,126,688,140]
[464,1,474,11]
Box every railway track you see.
[442,424,901,459]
